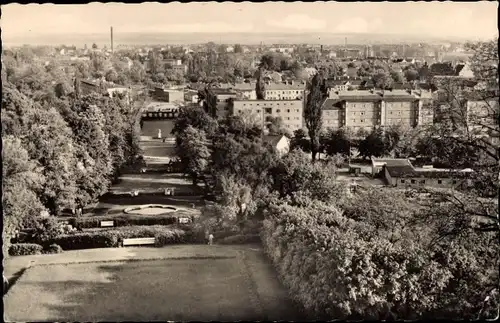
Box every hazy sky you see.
[2,2,498,39]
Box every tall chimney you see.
[110,26,114,53]
[345,37,347,49]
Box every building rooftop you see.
[262,135,286,147]
[379,158,475,179]
[143,101,182,112]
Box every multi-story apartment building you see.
[205,88,239,118]
[227,81,307,101]
[231,100,303,131]
[265,82,306,100]
[322,90,434,132]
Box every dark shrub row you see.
[53,232,118,250]
[52,225,201,250]
[9,243,44,256]
[9,243,64,256]
[68,214,180,229]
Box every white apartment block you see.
[322,90,434,131]
[232,100,303,131]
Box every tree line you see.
[2,70,142,253]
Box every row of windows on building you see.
[266,97,302,100]
[241,102,299,106]
[266,90,303,95]
[347,102,413,108]
[236,108,301,113]
[263,108,301,113]
[347,118,411,124]
[325,110,417,116]
[324,111,418,118]
[400,178,458,185]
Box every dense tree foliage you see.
[175,125,211,186]
[262,187,499,320]
[1,61,142,244]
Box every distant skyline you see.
[2,2,498,42]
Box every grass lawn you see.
[4,247,302,321]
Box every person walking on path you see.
[3,274,9,295]
[208,233,214,245]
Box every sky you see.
[2,2,498,40]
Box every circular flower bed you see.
[124,204,178,215]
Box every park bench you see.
[100,220,114,228]
[122,237,156,247]
[178,217,191,224]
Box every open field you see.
[4,245,302,322]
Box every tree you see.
[323,128,352,156]
[256,67,266,100]
[92,43,98,49]
[383,124,407,157]
[259,54,277,71]
[54,82,72,98]
[359,127,386,158]
[393,127,423,158]
[176,126,211,186]
[213,174,254,228]
[234,44,243,54]
[210,131,277,197]
[372,69,393,89]
[172,105,219,142]
[270,149,342,204]
[404,68,420,82]
[63,98,113,208]
[304,70,328,162]
[390,70,404,84]
[2,84,79,215]
[130,60,146,83]
[218,114,263,141]
[105,69,119,83]
[2,136,46,256]
[290,128,311,152]
[267,116,288,136]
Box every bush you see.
[260,197,499,320]
[44,244,63,254]
[218,234,261,245]
[24,216,65,246]
[53,232,118,250]
[154,228,191,246]
[9,243,44,256]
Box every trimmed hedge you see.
[53,232,118,250]
[63,211,198,229]
[69,214,179,229]
[9,243,44,256]
[52,225,198,250]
